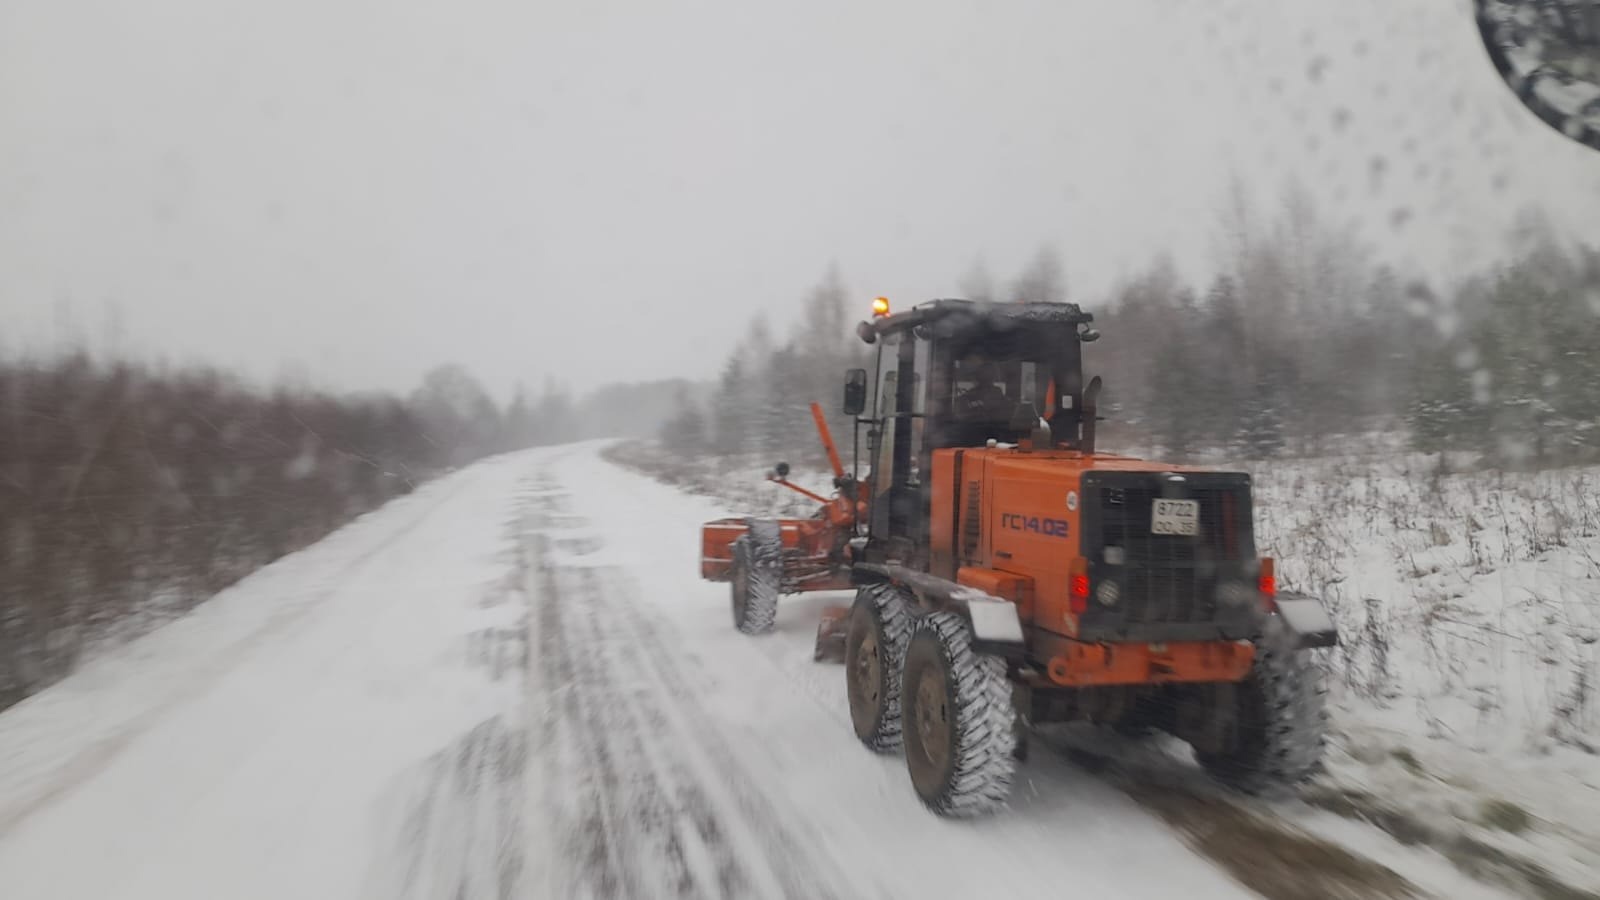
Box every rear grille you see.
[1124,559,1208,624]
[1085,476,1253,631]
[962,481,982,560]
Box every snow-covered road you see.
[0,445,1507,899]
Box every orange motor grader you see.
[701,298,1337,817]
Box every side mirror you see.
[843,368,868,416]
[1476,0,1600,153]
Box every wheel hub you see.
[854,633,880,705]
[914,668,949,772]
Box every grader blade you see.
[812,604,851,663]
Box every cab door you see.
[866,331,928,561]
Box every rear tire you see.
[845,584,913,752]
[901,612,1016,817]
[729,521,780,635]
[1196,615,1328,794]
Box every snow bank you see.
[0,452,540,900]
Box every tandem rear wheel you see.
[844,584,912,751]
[845,592,1019,817]
[900,612,1017,817]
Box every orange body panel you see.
[934,448,1116,635]
[700,518,747,580]
[1040,639,1255,687]
[983,453,1082,637]
[699,517,806,580]
[956,567,1034,619]
[699,510,856,592]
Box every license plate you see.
[1151,499,1199,536]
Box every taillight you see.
[1258,557,1276,599]
[1069,557,1090,614]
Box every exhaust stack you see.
[1082,375,1102,455]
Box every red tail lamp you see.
[1069,556,1090,615]
[1258,557,1276,599]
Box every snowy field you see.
[1254,452,1600,897]
[0,442,1595,899]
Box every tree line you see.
[658,266,870,470]
[1105,202,1600,469]
[0,354,683,709]
[663,189,1600,472]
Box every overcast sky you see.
[3,0,1598,399]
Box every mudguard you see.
[962,594,1026,652]
[1274,592,1339,649]
[852,562,1025,657]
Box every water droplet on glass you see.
[1471,369,1493,405]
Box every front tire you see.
[901,612,1016,817]
[729,521,780,635]
[1196,615,1328,794]
[845,584,912,752]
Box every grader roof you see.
[859,299,1094,343]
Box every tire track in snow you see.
[576,565,845,900]
[1038,729,1430,900]
[526,483,848,900]
[531,502,633,899]
[532,499,742,899]
[564,565,742,898]
[591,571,870,900]
[375,716,529,900]
[368,473,535,900]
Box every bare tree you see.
[1010,245,1068,303]
[408,364,502,466]
[0,354,456,711]
[958,257,997,303]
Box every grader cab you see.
[700,297,1338,817]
